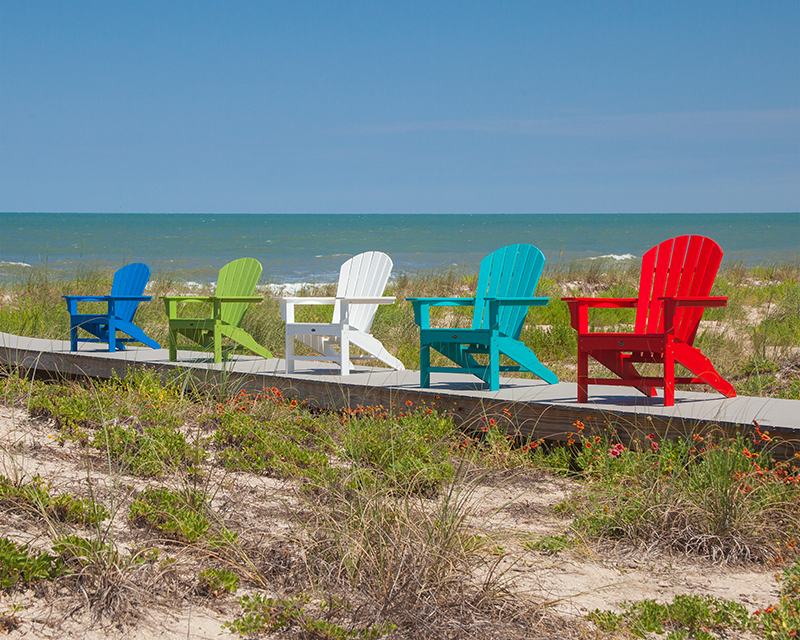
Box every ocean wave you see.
[264,282,333,295]
[0,261,32,267]
[589,253,637,261]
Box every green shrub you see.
[0,537,66,590]
[93,422,204,477]
[198,567,239,596]
[588,593,752,638]
[340,405,456,496]
[0,475,107,525]
[213,404,333,481]
[129,487,210,542]
[563,428,800,562]
[754,563,800,639]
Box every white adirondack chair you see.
[278,251,405,375]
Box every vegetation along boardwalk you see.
[1,332,797,455]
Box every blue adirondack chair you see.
[63,262,159,352]
[408,244,558,391]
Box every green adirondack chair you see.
[408,244,558,391]
[162,258,273,363]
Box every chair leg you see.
[420,344,431,388]
[285,332,295,374]
[116,320,160,350]
[70,322,79,351]
[340,329,351,376]
[168,328,178,362]
[213,332,223,363]
[577,347,589,403]
[488,338,500,391]
[664,342,675,406]
[108,318,117,353]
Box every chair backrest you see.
[473,244,547,339]
[215,258,263,327]
[634,235,723,344]
[109,262,151,322]
[331,251,393,332]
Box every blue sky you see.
[1,1,798,213]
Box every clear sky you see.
[1,1,798,214]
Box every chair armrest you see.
[276,297,338,305]
[661,296,728,334]
[339,296,395,305]
[162,295,212,319]
[658,296,728,308]
[407,297,476,328]
[481,297,550,329]
[161,296,213,303]
[484,296,549,306]
[277,297,337,322]
[63,295,150,316]
[338,297,395,324]
[561,297,638,308]
[63,295,111,315]
[406,297,475,307]
[63,295,111,302]
[562,297,638,333]
[211,296,263,303]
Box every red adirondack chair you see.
[562,235,736,406]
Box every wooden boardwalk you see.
[2,332,798,453]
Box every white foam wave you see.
[589,253,637,261]
[0,261,32,267]
[264,282,332,295]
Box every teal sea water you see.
[1,213,798,284]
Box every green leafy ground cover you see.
[0,367,798,638]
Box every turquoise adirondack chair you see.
[162,258,273,363]
[63,262,159,352]
[408,244,558,390]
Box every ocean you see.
[1,212,798,285]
